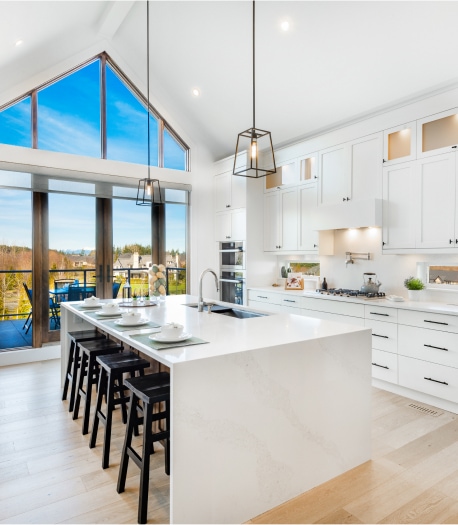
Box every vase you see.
[407,290,423,301]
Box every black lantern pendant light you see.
[233,0,276,178]
[137,0,163,206]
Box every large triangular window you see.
[0,53,189,171]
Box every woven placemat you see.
[130,332,209,351]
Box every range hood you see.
[311,198,382,230]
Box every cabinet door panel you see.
[215,212,231,241]
[299,185,318,251]
[416,153,456,248]
[215,173,231,213]
[318,145,348,206]
[231,173,246,209]
[231,209,246,241]
[382,162,416,249]
[263,192,280,251]
[349,133,382,201]
[280,188,298,251]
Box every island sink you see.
[184,302,267,319]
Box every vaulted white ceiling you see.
[2,1,458,162]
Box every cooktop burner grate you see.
[316,288,385,298]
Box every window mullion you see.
[31,91,38,149]
[100,54,107,159]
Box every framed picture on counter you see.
[285,273,304,290]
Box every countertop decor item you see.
[148,264,167,297]
[404,276,425,301]
[285,273,304,290]
[232,0,276,179]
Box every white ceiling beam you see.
[97,1,135,39]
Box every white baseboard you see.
[0,345,61,367]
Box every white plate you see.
[149,332,192,343]
[96,310,122,316]
[114,318,150,327]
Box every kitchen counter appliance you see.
[317,288,386,299]
[219,241,245,270]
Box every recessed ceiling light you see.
[281,21,290,31]
[192,88,200,97]
[15,40,23,47]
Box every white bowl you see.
[84,296,100,305]
[101,302,120,312]
[121,311,142,324]
[161,322,184,338]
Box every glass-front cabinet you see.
[417,108,458,158]
[264,159,299,192]
[382,121,416,165]
[298,152,318,185]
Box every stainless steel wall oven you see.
[219,241,245,270]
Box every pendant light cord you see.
[252,0,255,130]
[147,0,150,180]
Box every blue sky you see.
[0,57,187,253]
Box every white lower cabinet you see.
[371,349,398,384]
[398,355,458,404]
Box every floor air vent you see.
[407,403,443,417]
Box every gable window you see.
[0,52,189,171]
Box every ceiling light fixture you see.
[281,21,290,31]
[15,40,23,47]
[137,0,163,206]
[233,0,276,178]
[192,88,200,97]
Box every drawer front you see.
[365,319,397,352]
[398,355,458,403]
[398,325,458,368]
[372,349,398,384]
[302,297,365,318]
[247,290,282,305]
[278,295,303,309]
[398,309,458,334]
[247,300,283,313]
[365,305,398,323]
[302,309,365,326]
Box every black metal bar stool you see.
[117,372,171,524]
[73,339,123,435]
[89,351,151,469]
[62,329,106,412]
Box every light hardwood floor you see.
[1,359,458,524]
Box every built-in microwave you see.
[219,270,245,305]
[219,241,245,270]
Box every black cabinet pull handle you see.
[372,363,389,369]
[382,241,386,246]
[424,377,448,386]
[257,296,268,299]
[283,299,296,303]
[450,239,453,244]
[424,320,449,326]
[373,334,389,339]
[370,312,389,316]
[424,344,448,352]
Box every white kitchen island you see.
[60,294,372,524]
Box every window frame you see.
[0,52,190,171]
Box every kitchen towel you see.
[129,332,208,351]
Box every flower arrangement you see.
[148,264,167,297]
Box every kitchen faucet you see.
[198,268,219,312]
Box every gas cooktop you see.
[316,288,386,299]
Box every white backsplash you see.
[272,227,458,304]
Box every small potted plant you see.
[404,276,425,301]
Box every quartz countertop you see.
[61,294,368,367]
[248,286,458,316]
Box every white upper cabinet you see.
[264,159,299,193]
[382,122,416,166]
[318,144,349,206]
[382,162,416,250]
[298,152,318,186]
[298,184,319,252]
[417,108,458,159]
[214,171,246,213]
[348,132,383,201]
[318,133,382,207]
[416,153,457,249]
[215,209,246,242]
[263,187,298,252]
